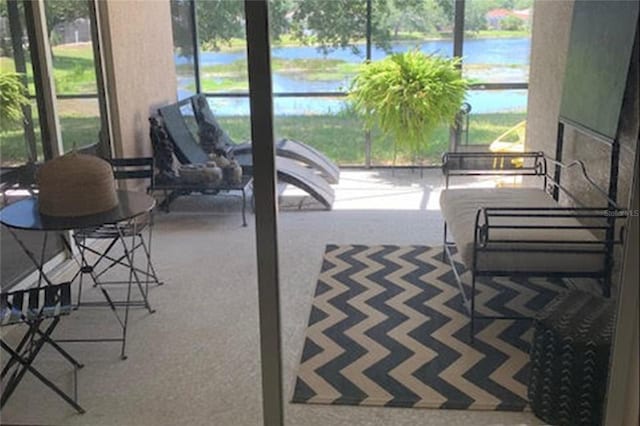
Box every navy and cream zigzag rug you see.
[292,245,568,411]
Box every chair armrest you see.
[474,206,624,248]
[442,151,546,177]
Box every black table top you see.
[0,190,155,231]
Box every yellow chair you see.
[489,120,526,169]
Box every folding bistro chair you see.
[1,282,84,413]
[72,157,161,311]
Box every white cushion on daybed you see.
[440,188,605,274]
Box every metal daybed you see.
[439,152,623,339]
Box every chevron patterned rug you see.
[292,244,569,411]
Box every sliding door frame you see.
[605,140,639,426]
[22,0,63,160]
[244,1,284,425]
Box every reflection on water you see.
[176,38,530,115]
[176,90,527,117]
[176,37,530,66]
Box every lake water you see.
[176,37,530,116]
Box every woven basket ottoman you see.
[528,290,616,426]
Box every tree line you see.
[0,0,532,58]
[170,0,532,56]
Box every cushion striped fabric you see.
[1,283,72,326]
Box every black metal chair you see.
[72,157,161,312]
[1,282,84,413]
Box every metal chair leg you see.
[1,339,85,414]
[1,322,51,400]
[1,326,37,379]
[147,212,162,285]
[470,271,476,343]
[242,188,247,227]
[117,223,154,315]
[36,329,84,369]
[139,227,162,287]
[1,317,84,413]
[442,222,448,261]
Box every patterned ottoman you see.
[528,290,616,426]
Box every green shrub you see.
[501,16,525,31]
[0,71,29,131]
[349,50,467,164]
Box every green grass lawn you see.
[1,112,524,167]
[1,114,101,165]
[209,29,530,52]
[214,111,526,166]
[1,43,98,95]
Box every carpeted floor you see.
[293,244,569,411]
[0,169,547,425]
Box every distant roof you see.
[512,9,531,19]
[486,8,531,21]
[486,9,512,19]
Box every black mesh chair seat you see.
[74,218,149,239]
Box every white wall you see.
[525,0,574,156]
[98,0,177,160]
[527,3,639,423]
[526,0,638,211]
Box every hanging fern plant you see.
[0,71,29,131]
[349,50,468,164]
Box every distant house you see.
[51,18,91,45]
[512,9,532,22]
[485,8,531,30]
